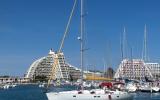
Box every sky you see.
[0,0,160,76]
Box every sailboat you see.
[46,0,133,100]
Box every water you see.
[0,85,160,100]
[132,92,160,100]
[0,85,48,100]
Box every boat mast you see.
[80,0,84,85]
[142,24,147,62]
[121,27,126,78]
[123,27,126,59]
[130,47,133,79]
[144,24,147,62]
[47,0,77,88]
[141,24,148,80]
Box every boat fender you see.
[108,94,112,100]
[78,91,82,94]
[90,91,95,94]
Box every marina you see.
[0,0,160,100]
[0,85,160,100]
[45,0,133,99]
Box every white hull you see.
[126,84,137,92]
[151,87,159,92]
[3,84,10,89]
[39,84,44,88]
[46,90,132,100]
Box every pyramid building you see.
[25,49,81,80]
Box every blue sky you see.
[0,0,160,76]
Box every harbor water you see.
[0,85,160,100]
[0,85,48,100]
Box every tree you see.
[104,67,115,78]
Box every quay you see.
[0,77,30,84]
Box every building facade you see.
[146,63,160,79]
[25,49,81,80]
[114,59,160,80]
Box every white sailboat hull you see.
[151,87,160,92]
[46,90,133,100]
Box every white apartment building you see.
[114,59,160,80]
[25,49,81,80]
